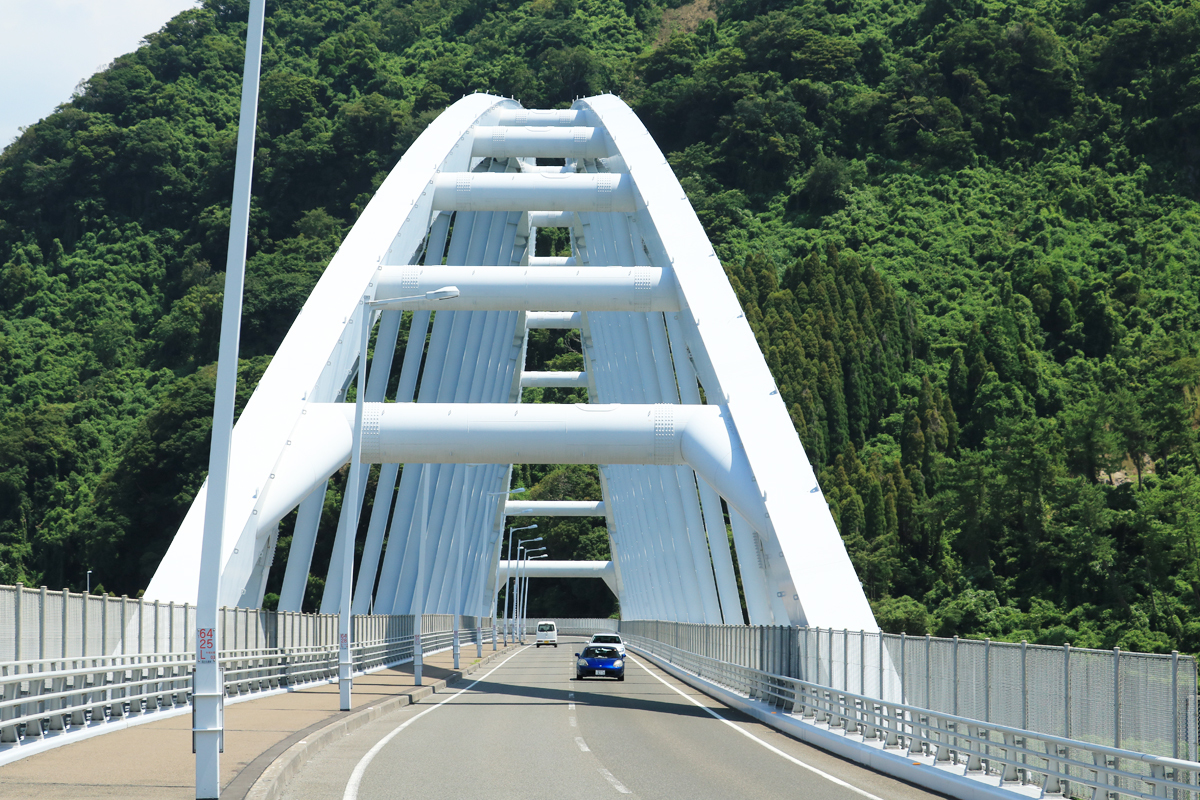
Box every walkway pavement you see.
[0,643,520,799]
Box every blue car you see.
[576,645,625,681]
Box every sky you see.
[0,0,201,150]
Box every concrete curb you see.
[243,646,520,800]
[631,647,1040,800]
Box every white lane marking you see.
[575,736,590,751]
[569,702,575,710]
[343,647,530,800]
[568,692,574,699]
[628,655,887,800]
[569,715,577,726]
[598,767,632,794]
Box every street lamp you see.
[517,546,546,643]
[342,286,459,705]
[522,552,548,641]
[486,492,526,650]
[512,533,541,644]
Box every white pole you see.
[195,1,265,796]
[339,296,371,710]
[414,467,428,685]
[514,545,524,643]
[503,532,514,645]
[520,555,528,639]
[491,531,505,650]
[452,481,464,669]
[521,555,532,637]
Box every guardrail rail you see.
[620,620,1200,800]
[0,583,492,758]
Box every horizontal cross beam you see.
[431,173,636,212]
[521,371,587,388]
[470,126,612,159]
[526,312,581,329]
[504,500,606,516]
[258,403,768,541]
[373,265,677,312]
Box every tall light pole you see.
[86,570,92,595]
[451,468,470,670]
[195,2,266,796]
[514,544,524,642]
[487,489,526,650]
[520,548,546,642]
[513,535,541,643]
[505,528,537,645]
[343,287,458,706]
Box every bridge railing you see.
[504,618,618,637]
[0,584,492,758]
[621,620,1199,799]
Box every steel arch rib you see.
[144,93,521,607]
[144,92,879,634]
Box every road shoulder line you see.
[244,645,522,800]
[629,648,1035,800]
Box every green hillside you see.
[1,0,1199,648]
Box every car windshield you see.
[592,635,620,643]
[538,624,554,632]
[583,647,619,659]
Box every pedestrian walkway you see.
[0,644,520,799]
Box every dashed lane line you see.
[575,736,590,752]
[628,654,887,800]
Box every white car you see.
[588,632,625,656]
[535,620,558,647]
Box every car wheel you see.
[617,675,624,681]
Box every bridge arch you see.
[145,93,877,632]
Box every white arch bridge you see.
[1,95,1197,800]
[145,92,874,633]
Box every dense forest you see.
[1,0,1199,648]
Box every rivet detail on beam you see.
[401,264,419,294]
[635,266,653,312]
[362,404,383,463]
[653,404,675,465]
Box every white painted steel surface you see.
[520,371,588,388]
[470,126,612,158]
[145,92,879,638]
[526,311,582,328]
[504,500,605,516]
[431,172,637,212]
[373,265,678,311]
[528,211,575,228]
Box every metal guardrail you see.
[622,623,1200,800]
[0,602,492,755]
[498,617,619,638]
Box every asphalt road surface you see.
[280,638,947,800]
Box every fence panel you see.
[0,587,14,662]
[620,619,1199,768]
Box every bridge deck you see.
[0,647,513,799]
